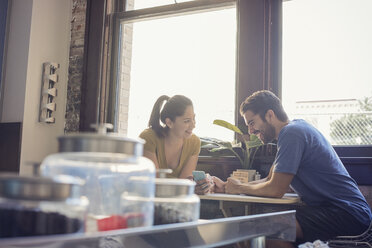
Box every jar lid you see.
[155,178,195,197]
[0,174,84,201]
[58,123,144,156]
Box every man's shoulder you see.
[281,119,304,135]
[278,120,315,146]
[288,119,308,128]
[283,119,316,135]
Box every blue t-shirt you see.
[274,119,372,226]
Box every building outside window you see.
[282,0,372,146]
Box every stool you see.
[328,222,372,248]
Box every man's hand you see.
[225,177,244,194]
[211,176,226,193]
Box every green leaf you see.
[212,141,233,149]
[209,120,263,169]
[209,147,229,152]
[213,119,243,135]
[245,134,263,148]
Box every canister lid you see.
[58,123,144,156]
[0,174,84,201]
[155,178,195,197]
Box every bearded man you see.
[215,90,371,247]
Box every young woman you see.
[139,95,200,179]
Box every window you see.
[82,1,278,138]
[131,0,196,10]
[282,0,372,145]
[116,2,237,141]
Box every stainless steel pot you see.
[58,123,144,156]
[155,178,195,198]
[0,173,84,201]
[0,174,88,237]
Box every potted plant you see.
[208,119,263,170]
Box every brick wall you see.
[65,0,87,133]
[117,0,134,135]
[66,0,133,134]
[117,22,133,134]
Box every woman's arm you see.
[178,154,199,179]
[143,150,160,169]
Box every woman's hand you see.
[225,177,243,195]
[194,173,214,195]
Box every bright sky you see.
[282,0,372,113]
[126,7,236,140]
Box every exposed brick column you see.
[66,0,134,134]
[65,0,87,133]
[117,0,134,135]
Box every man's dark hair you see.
[240,90,289,122]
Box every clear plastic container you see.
[40,152,155,232]
[0,174,88,238]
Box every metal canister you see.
[0,174,87,238]
[153,178,200,225]
[57,123,143,157]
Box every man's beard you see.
[260,122,276,144]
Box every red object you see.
[97,215,128,231]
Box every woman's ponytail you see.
[148,95,170,137]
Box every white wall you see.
[2,0,71,175]
[1,0,32,122]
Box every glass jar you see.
[0,174,87,238]
[40,152,155,232]
[153,178,200,225]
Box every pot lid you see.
[155,178,195,197]
[0,174,84,201]
[156,169,173,178]
[58,123,144,155]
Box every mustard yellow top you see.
[139,128,201,178]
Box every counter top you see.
[0,210,296,248]
[199,193,300,204]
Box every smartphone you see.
[192,170,206,181]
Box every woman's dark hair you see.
[240,90,288,122]
[148,95,193,137]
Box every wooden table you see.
[199,193,301,217]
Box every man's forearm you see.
[238,181,281,197]
[248,177,268,185]
[226,172,293,198]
